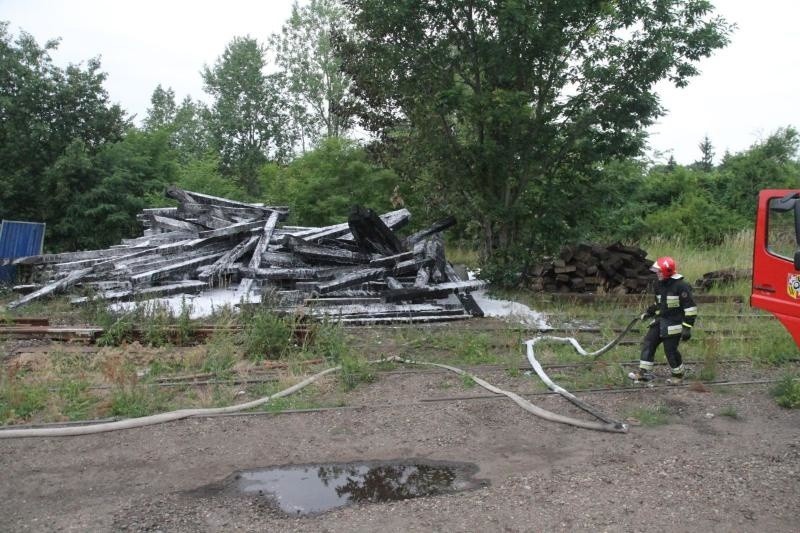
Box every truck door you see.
[751,189,800,347]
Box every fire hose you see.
[0,319,640,438]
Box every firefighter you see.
[628,256,698,385]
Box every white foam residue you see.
[471,289,550,328]
[112,287,260,319]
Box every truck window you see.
[767,198,797,260]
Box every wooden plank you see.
[200,235,259,282]
[2,247,147,267]
[347,205,405,255]
[148,215,205,234]
[261,251,310,268]
[246,267,321,280]
[339,209,410,241]
[7,268,93,309]
[405,216,456,247]
[235,278,256,303]
[393,257,434,276]
[315,267,386,294]
[383,280,487,303]
[166,186,289,215]
[70,280,208,304]
[286,236,373,265]
[248,211,281,270]
[130,252,224,286]
[198,220,266,239]
[334,313,470,325]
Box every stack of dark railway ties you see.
[528,242,656,294]
[3,187,485,324]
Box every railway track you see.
[6,375,795,433]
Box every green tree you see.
[173,155,251,202]
[172,96,212,164]
[717,127,800,218]
[271,0,354,149]
[0,22,126,223]
[143,84,177,131]
[264,137,398,226]
[695,134,715,171]
[202,36,293,195]
[337,1,732,265]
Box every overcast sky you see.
[2,0,799,165]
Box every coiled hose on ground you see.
[0,318,640,438]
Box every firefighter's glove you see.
[681,328,692,341]
[640,304,657,321]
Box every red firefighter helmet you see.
[651,256,677,278]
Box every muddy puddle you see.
[198,459,487,516]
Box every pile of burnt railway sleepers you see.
[1,187,485,324]
[527,242,656,294]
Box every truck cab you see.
[751,189,800,347]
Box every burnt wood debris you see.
[2,188,485,324]
[527,242,657,294]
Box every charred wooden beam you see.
[7,268,93,309]
[305,297,382,306]
[248,211,280,270]
[404,216,457,247]
[315,267,386,294]
[70,280,208,304]
[2,247,148,267]
[339,208,410,241]
[383,280,487,303]
[166,186,289,216]
[130,252,224,286]
[198,220,265,239]
[347,205,405,255]
[334,313,470,325]
[307,302,459,318]
[121,232,198,247]
[384,276,404,290]
[147,215,205,234]
[287,208,410,244]
[368,251,414,268]
[261,251,309,268]
[457,292,485,317]
[393,257,434,276]
[286,236,373,265]
[244,267,321,280]
[199,235,259,282]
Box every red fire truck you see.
[751,189,800,347]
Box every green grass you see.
[771,374,800,409]
[624,403,671,426]
[338,353,375,391]
[0,380,48,424]
[718,405,740,419]
[109,385,172,418]
[461,374,476,388]
[58,379,97,420]
[248,382,323,412]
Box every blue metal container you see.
[0,220,46,284]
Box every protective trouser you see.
[639,323,685,376]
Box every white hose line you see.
[0,366,341,438]
[523,317,641,430]
[0,345,634,438]
[384,356,626,433]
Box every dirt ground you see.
[1,360,799,533]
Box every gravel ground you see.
[1,362,799,532]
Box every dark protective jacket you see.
[646,274,698,337]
